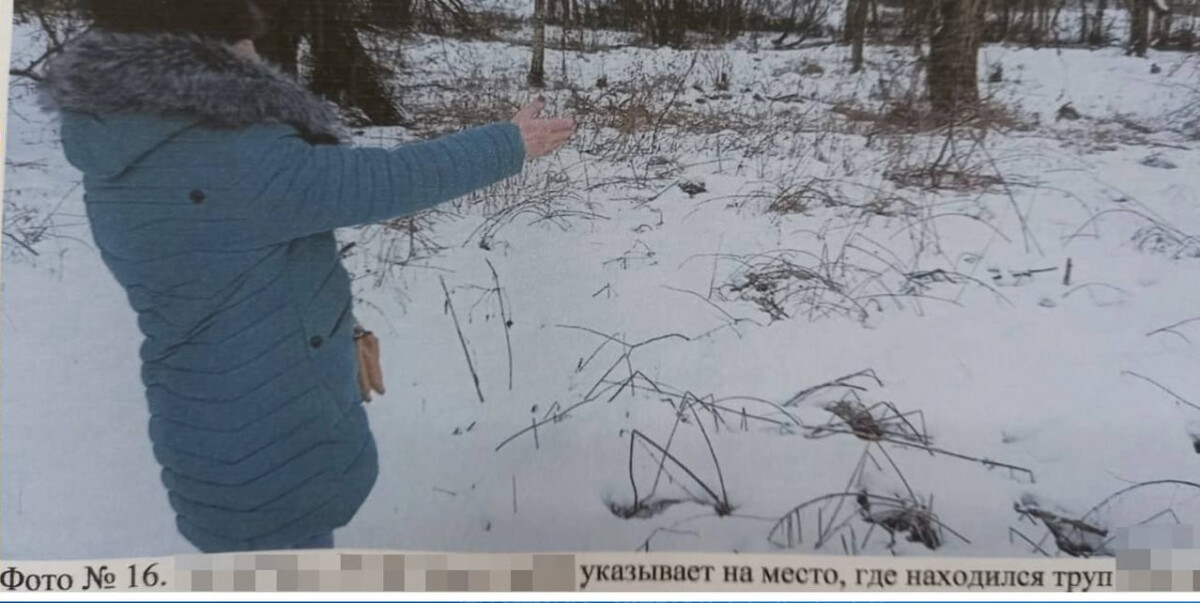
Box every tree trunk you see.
[727,0,744,38]
[1079,0,1089,43]
[373,0,413,30]
[1091,0,1107,45]
[850,0,869,72]
[1028,0,1044,45]
[1049,0,1070,44]
[914,0,934,54]
[1129,0,1150,56]
[308,0,403,125]
[667,0,688,47]
[928,0,985,116]
[843,0,860,43]
[901,0,914,39]
[257,0,402,125]
[999,0,1013,42]
[1153,5,1172,48]
[529,0,546,87]
[1039,0,1047,34]
[256,0,303,76]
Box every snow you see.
[3,20,1200,562]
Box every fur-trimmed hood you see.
[40,30,347,143]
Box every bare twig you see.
[1062,282,1131,300]
[1122,371,1200,412]
[1009,526,1053,557]
[1015,503,1109,557]
[1146,317,1200,344]
[4,231,42,257]
[440,276,485,403]
[485,259,514,391]
[649,396,689,500]
[664,285,762,336]
[838,431,1036,483]
[875,443,918,502]
[625,429,731,516]
[1083,480,1200,522]
[495,398,591,452]
[769,491,967,551]
[783,369,883,407]
[685,396,731,512]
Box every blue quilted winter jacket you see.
[44,31,527,553]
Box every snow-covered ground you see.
[3,20,1199,561]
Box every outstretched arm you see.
[236,121,524,243]
[236,98,573,244]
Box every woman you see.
[38,0,574,553]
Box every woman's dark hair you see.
[83,0,267,42]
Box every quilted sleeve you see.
[235,122,526,243]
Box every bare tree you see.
[529,0,547,87]
[254,0,484,125]
[1128,0,1151,56]
[1090,0,1108,45]
[843,0,860,42]
[255,0,404,125]
[10,0,89,81]
[371,0,484,34]
[849,0,869,72]
[927,0,986,115]
[900,0,927,43]
[1152,0,1172,48]
[773,0,834,47]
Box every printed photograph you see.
[2,0,1199,561]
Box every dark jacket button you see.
[310,335,323,348]
[189,189,206,203]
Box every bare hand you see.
[512,97,575,160]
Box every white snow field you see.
[3,18,1199,561]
